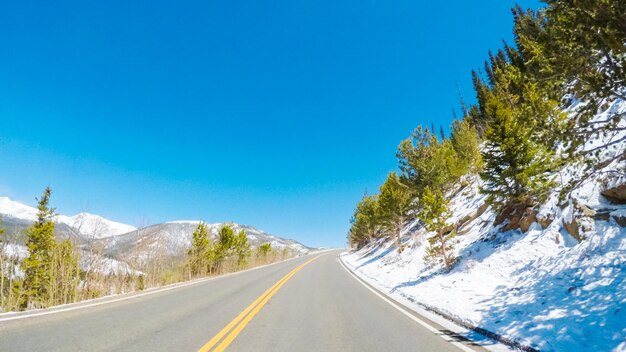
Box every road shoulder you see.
[338,252,515,352]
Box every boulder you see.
[612,213,626,227]
[602,183,626,204]
[594,210,612,221]
[577,202,596,217]
[496,202,537,232]
[562,217,582,242]
[495,202,525,230]
[614,216,626,227]
[537,213,554,229]
[518,208,538,232]
[562,201,597,242]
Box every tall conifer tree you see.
[188,222,211,277]
[378,172,414,246]
[22,187,56,309]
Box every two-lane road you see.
[0,250,485,351]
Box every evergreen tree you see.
[348,212,371,249]
[256,243,272,262]
[469,70,490,133]
[234,230,251,268]
[214,224,236,272]
[419,187,456,271]
[397,126,451,193]
[511,3,625,155]
[348,194,380,248]
[479,64,562,207]
[22,187,57,309]
[377,172,414,246]
[542,0,625,104]
[398,123,479,195]
[450,119,483,176]
[187,222,211,277]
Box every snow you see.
[59,213,136,239]
[0,197,38,222]
[80,251,141,276]
[1,243,28,260]
[0,242,139,281]
[98,221,313,267]
[0,196,136,239]
[342,97,626,351]
[0,196,311,257]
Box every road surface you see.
[0,250,486,351]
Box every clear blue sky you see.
[0,0,541,248]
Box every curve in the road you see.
[0,250,488,352]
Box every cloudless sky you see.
[0,0,541,248]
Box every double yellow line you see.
[198,255,322,352]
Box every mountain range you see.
[0,196,313,263]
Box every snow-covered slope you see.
[102,221,312,263]
[342,97,626,351]
[0,196,135,240]
[0,197,38,223]
[0,197,313,260]
[58,213,136,239]
[1,197,313,279]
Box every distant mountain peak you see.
[60,212,137,239]
[0,196,136,239]
[0,196,313,258]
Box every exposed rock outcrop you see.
[494,202,537,232]
[602,183,626,204]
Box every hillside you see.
[101,221,312,263]
[0,196,134,242]
[0,197,313,272]
[342,85,626,351]
[342,2,624,350]
[61,213,137,239]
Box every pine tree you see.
[214,224,236,273]
[542,0,625,104]
[187,222,211,278]
[419,187,456,271]
[256,243,272,263]
[479,64,561,207]
[377,172,414,246]
[348,212,371,249]
[22,187,57,309]
[234,230,251,268]
[469,70,490,134]
[397,126,450,193]
[450,119,483,176]
[397,124,474,195]
[511,3,625,155]
[348,194,380,248]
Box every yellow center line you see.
[198,255,322,352]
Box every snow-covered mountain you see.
[0,197,38,223]
[59,213,136,239]
[0,196,313,262]
[102,221,312,262]
[0,196,135,240]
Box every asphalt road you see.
[0,250,486,351]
